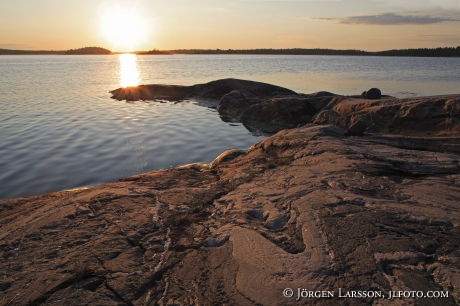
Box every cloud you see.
[319,12,459,25]
[382,0,460,11]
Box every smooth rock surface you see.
[1,125,460,305]
[327,95,460,136]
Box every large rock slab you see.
[219,93,336,133]
[111,79,460,136]
[110,78,297,101]
[1,125,460,305]
[315,94,460,136]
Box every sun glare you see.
[100,5,150,52]
[119,53,141,87]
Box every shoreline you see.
[2,46,460,57]
[3,121,460,202]
[3,79,460,200]
[1,123,459,305]
[1,80,460,305]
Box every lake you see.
[1,54,459,199]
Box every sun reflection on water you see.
[119,53,141,87]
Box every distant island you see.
[64,47,112,55]
[1,46,460,57]
[0,49,64,55]
[0,47,111,55]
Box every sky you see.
[0,0,459,52]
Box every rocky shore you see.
[1,79,460,305]
[111,78,460,136]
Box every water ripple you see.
[1,54,459,199]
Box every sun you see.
[100,5,150,52]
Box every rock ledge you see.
[1,124,460,305]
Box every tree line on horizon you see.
[140,46,460,57]
[1,46,459,57]
[0,47,112,55]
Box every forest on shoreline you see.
[1,46,460,57]
[139,46,460,57]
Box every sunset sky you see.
[1,0,459,52]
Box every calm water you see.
[1,54,459,199]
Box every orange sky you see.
[1,0,459,52]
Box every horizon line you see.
[1,45,460,57]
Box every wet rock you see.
[110,78,297,101]
[217,90,336,133]
[239,96,320,133]
[217,89,261,120]
[110,84,192,101]
[111,79,460,136]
